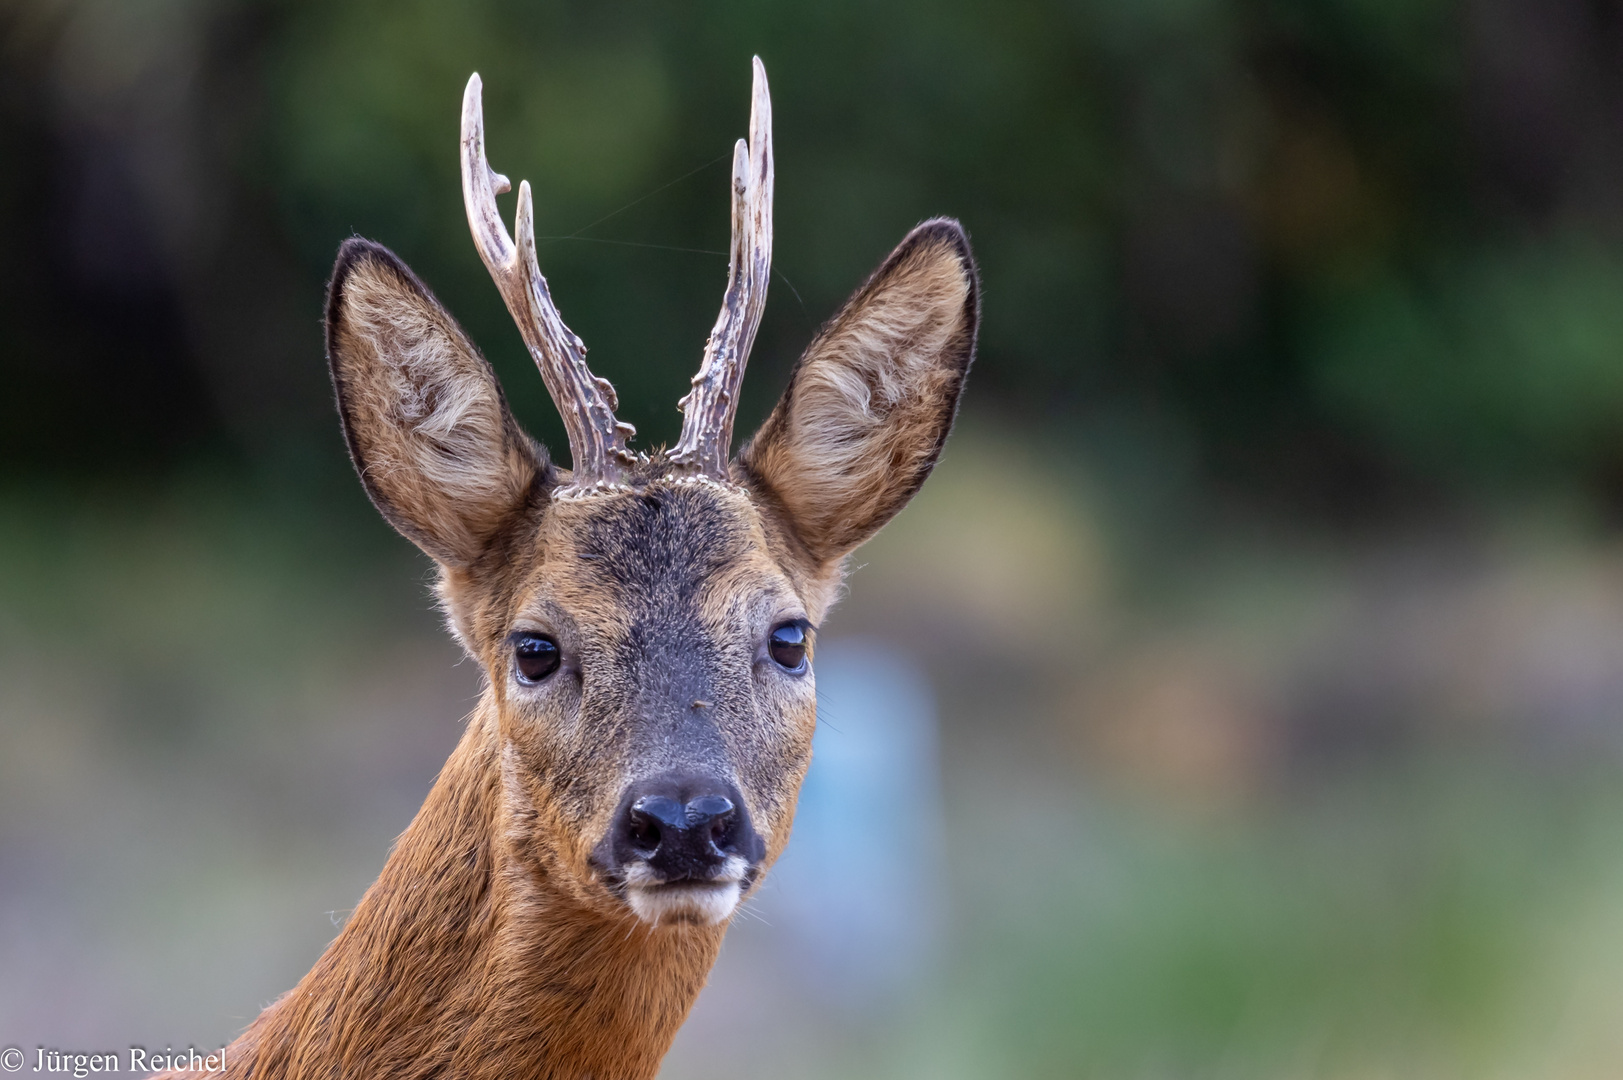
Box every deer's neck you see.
[224,700,722,1080]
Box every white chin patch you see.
[627,881,743,926]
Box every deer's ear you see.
[740,219,978,565]
[326,239,544,567]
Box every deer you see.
[160,58,978,1079]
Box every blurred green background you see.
[5,0,1623,1075]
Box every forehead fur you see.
[535,476,817,620]
[487,474,793,616]
[563,483,756,594]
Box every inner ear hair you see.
[327,238,545,568]
[740,218,979,566]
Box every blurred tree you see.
[3,0,1623,513]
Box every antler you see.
[461,73,636,489]
[670,56,774,480]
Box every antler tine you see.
[460,73,636,489]
[671,56,774,479]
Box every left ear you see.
[739,218,979,565]
[326,238,543,568]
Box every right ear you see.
[740,219,978,567]
[326,238,545,567]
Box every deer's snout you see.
[626,792,736,871]
[598,774,764,926]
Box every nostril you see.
[628,795,685,855]
[684,794,737,854]
[626,809,661,853]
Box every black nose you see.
[602,774,765,881]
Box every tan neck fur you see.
[185,696,723,1080]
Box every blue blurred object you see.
[759,638,946,1008]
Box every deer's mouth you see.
[621,858,749,926]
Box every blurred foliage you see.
[4,0,1623,511]
[909,759,1623,1079]
[1311,241,1623,479]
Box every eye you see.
[767,622,809,673]
[513,633,561,684]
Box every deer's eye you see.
[767,622,809,673]
[513,633,561,684]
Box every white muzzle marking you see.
[624,855,748,926]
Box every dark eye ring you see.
[513,633,561,684]
[767,622,810,673]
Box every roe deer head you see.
[192,58,978,1080]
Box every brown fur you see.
[157,223,977,1079]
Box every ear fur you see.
[740,218,979,565]
[326,238,544,567]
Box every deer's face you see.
[326,85,976,924]
[458,480,830,925]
